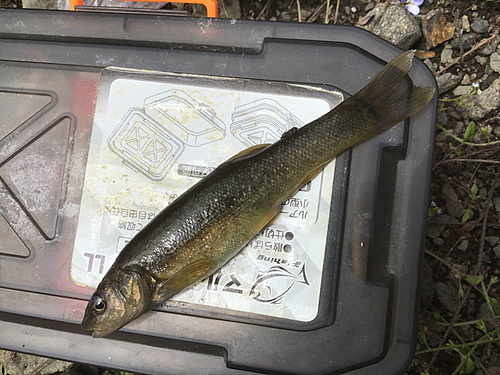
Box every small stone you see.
[458,239,469,251]
[448,111,462,120]
[454,121,464,134]
[493,245,500,259]
[490,52,500,73]
[345,6,351,14]
[436,73,461,94]
[441,45,454,65]
[461,15,470,32]
[365,2,374,11]
[494,196,500,212]
[367,5,422,49]
[471,18,489,34]
[485,236,500,247]
[427,224,443,239]
[452,85,472,97]
[475,55,487,65]
[422,9,455,49]
[479,39,494,56]
[351,6,357,13]
[453,33,477,50]
[460,77,500,119]
[423,58,435,72]
[433,237,445,246]
[443,183,464,218]
[461,74,471,85]
[435,282,460,313]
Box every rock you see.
[435,282,460,313]
[427,224,442,239]
[423,58,435,72]
[494,245,500,259]
[440,45,454,65]
[367,5,422,49]
[461,15,470,33]
[452,85,472,97]
[494,196,500,212]
[491,52,500,73]
[433,238,445,246]
[470,18,489,34]
[422,9,455,49]
[485,236,500,247]
[452,33,478,50]
[443,183,464,218]
[479,38,495,55]
[476,303,495,330]
[448,111,462,120]
[421,260,435,303]
[436,73,461,94]
[459,77,500,119]
[454,121,464,134]
[458,239,469,251]
[365,2,374,11]
[461,74,471,85]
[476,55,488,65]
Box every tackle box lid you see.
[0,9,437,375]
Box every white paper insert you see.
[72,70,341,322]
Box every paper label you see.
[72,70,342,322]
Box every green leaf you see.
[470,183,478,197]
[464,275,483,286]
[491,298,500,315]
[464,121,476,142]
[465,357,475,374]
[462,208,471,222]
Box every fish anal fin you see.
[154,259,216,302]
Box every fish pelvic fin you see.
[353,50,435,133]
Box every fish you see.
[81,50,435,338]
[249,264,309,303]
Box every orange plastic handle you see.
[69,0,218,17]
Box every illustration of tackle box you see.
[107,108,185,180]
[144,89,226,147]
[0,10,437,375]
[230,98,303,146]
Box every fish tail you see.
[352,50,435,131]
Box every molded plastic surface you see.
[0,10,437,375]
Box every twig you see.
[257,0,272,19]
[435,30,499,76]
[333,0,339,24]
[28,359,53,375]
[366,0,390,31]
[307,0,326,23]
[296,0,302,22]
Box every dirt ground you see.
[1,0,500,374]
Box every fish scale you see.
[82,50,435,338]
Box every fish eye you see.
[93,296,107,313]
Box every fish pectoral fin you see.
[222,143,271,164]
[155,259,217,301]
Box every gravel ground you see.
[1,0,500,374]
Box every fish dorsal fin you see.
[154,259,217,302]
[223,143,271,163]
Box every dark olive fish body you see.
[82,51,435,337]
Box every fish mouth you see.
[91,328,115,338]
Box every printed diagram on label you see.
[230,98,303,146]
[72,72,341,322]
[108,90,225,181]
